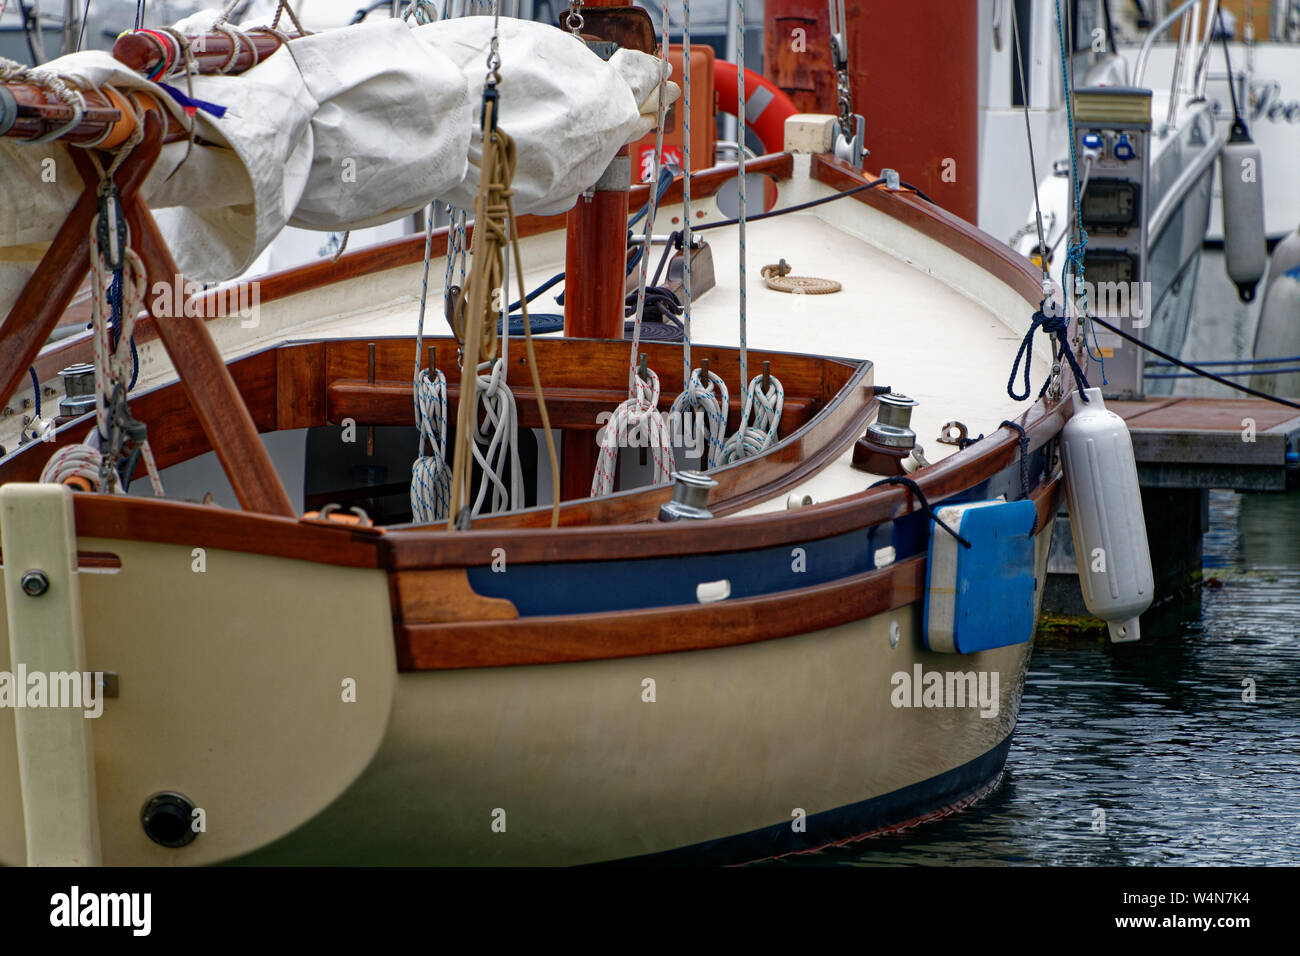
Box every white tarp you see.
[0,14,675,319]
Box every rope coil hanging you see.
[41,131,164,497]
[445,12,559,529]
[592,2,674,497]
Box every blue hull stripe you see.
[468,449,1047,616]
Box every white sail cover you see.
[0,15,675,318]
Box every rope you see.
[681,0,693,389]
[626,7,670,391]
[402,0,440,24]
[1008,301,1091,403]
[735,0,748,453]
[591,367,674,496]
[760,260,841,294]
[447,50,559,527]
[43,170,164,496]
[466,358,522,516]
[1000,419,1031,501]
[722,373,783,463]
[1089,314,1300,411]
[591,3,674,499]
[868,475,971,549]
[412,201,452,522]
[670,368,729,469]
[0,59,87,145]
[1055,0,1105,383]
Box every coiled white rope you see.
[722,374,783,463]
[411,366,451,522]
[591,367,674,497]
[411,201,451,522]
[40,431,104,488]
[671,368,729,469]
[467,357,522,515]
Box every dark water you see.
[773,490,1300,866]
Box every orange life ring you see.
[712,61,800,157]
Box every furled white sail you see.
[0,14,675,320]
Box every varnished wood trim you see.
[396,466,1063,670]
[384,397,1068,568]
[398,555,927,670]
[392,569,519,624]
[69,495,384,568]
[810,154,1044,308]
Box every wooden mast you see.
[560,0,638,500]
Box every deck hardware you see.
[659,471,718,521]
[889,620,900,648]
[853,393,919,474]
[786,493,813,509]
[141,792,199,848]
[696,579,731,603]
[936,421,970,447]
[58,363,97,418]
[317,503,373,527]
[762,361,771,392]
[20,569,49,597]
[867,393,918,449]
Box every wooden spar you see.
[122,200,296,517]
[0,82,188,145]
[0,113,163,413]
[112,29,296,78]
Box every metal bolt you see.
[20,570,49,597]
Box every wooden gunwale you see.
[395,470,1063,670]
[22,385,1060,572]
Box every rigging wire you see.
[1010,0,1049,281]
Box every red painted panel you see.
[765,0,979,224]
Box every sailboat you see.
[0,5,1101,865]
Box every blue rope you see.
[868,475,971,549]
[1055,0,1106,384]
[1008,303,1091,402]
[1146,354,1300,368]
[1147,366,1300,379]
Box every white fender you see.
[1220,123,1268,302]
[1250,245,1300,398]
[1060,388,1153,643]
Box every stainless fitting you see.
[866,393,919,449]
[659,471,718,521]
